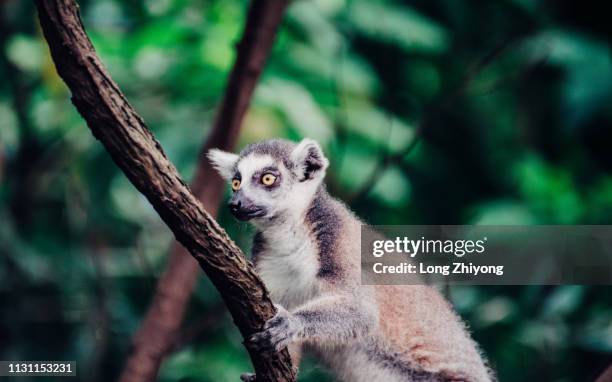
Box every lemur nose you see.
[229,200,241,212]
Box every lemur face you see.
[208,139,329,224]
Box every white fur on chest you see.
[255,223,321,308]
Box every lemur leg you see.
[250,294,374,353]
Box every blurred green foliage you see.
[1,0,611,381]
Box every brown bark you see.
[34,1,295,381]
[596,364,612,382]
[118,1,288,381]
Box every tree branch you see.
[348,35,527,204]
[34,1,295,381]
[118,1,288,380]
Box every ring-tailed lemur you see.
[208,139,493,382]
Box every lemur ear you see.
[207,149,239,180]
[290,138,329,181]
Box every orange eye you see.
[261,173,277,186]
[231,179,241,191]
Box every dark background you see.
[1,0,611,381]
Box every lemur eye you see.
[231,179,241,191]
[261,173,277,186]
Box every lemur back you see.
[208,138,493,382]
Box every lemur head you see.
[208,138,329,225]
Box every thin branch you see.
[349,35,527,203]
[348,128,421,204]
[118,0,288,380]
[34,1,295,381]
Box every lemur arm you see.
[250,291,377,353]
[293,293,376,344]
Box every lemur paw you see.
[240,372,256,382]
[249,305,301,353]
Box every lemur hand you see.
[249,304,302,353]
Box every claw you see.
[240,372,256,382]
[247,304,301,353]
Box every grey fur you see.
[234,139,296,174]
[252,185,342,278]
[364,341,447,382]
[208,139,493,382]
[305,186,342,279]
[251,231,266,264]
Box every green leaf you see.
[347,1,449,54]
